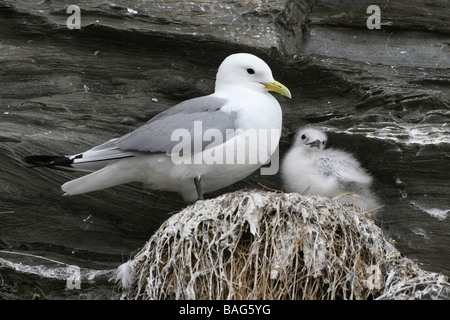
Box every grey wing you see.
[115,95,237,153]
[69,138,141,172]
[316,154,372,185]
[72,95,237,167]
[316,157,337,177]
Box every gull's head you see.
[293,127,327,151]
[215,53,291,98]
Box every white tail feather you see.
[61,164,137,195]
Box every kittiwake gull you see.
[25,53,292,202]
[281,127,380,212]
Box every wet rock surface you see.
[0,0,449,299]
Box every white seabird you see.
[281,127,380,212]
[25,53,291,201]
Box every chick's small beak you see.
[306,140,322,149]
[263,80,292,99]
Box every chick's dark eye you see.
[247,68,255,74]
[322,141,325,145]
[301,135,306,140]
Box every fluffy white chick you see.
[281,127,380,212]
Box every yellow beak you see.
[263,80,292,99]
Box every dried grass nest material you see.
[115,191,449,300]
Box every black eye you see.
[301,135,306,140]
[322,141,325,145]
[247,68,255,74]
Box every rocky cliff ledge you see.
[0,0,449,299]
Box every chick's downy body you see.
[282,127,380,212]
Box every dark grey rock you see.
[0,0,449,299]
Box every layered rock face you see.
[0,0,448,298]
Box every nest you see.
[115,191,449,300]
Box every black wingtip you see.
[23,155,73,168]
